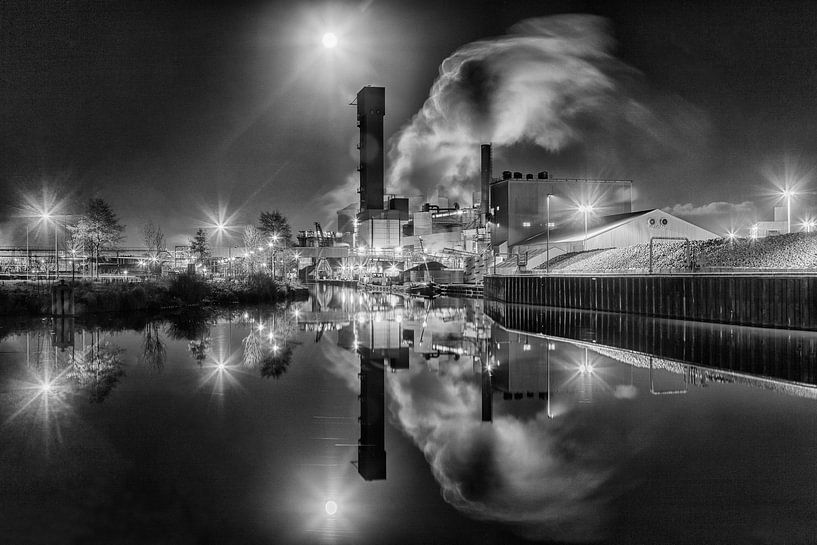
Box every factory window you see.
[522,221,531,227]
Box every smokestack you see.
[357,86,386,213]
[480,143,492,220]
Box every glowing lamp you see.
[322,33,338,49]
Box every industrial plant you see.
[291,86,718,288]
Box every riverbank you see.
[485,273,817,331]
[0,273,309,317]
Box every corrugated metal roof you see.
[518,210,656,246]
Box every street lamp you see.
[578,204,594,251]
[38,212,59,282]
[41,213,79,283]
[782,188,795,234]
[545,193,554,274]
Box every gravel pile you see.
[540,233,817,272]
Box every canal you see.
[1,285,816,544]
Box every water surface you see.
[2,286,816,544]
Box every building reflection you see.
[353,305,409,481]
[357,347,386,480]
[484,300,817,411]
[307,286,490,481]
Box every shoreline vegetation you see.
[0,273,309,317]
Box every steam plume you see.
[387,14,707,202]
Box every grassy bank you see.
[0,273,309,317]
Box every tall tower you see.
[480,143,492,222]
[357,86,386,213]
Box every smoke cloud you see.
[387,14,708,202]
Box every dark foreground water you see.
[2,285,817,544]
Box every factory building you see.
[516,209,718,264]
[489,171,633,253]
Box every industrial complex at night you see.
[289,85,720,288]
[7,3,817,544]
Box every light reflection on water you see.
[1,286,817,544]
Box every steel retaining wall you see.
[484,274,817,330]
[484,301,817,385]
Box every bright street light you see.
[322,32,338,49]
[39,211,58,282]
[781,188,795,234]
[578,204,594,251]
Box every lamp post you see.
[546,338,551,419]
[38,212,56,282]
[782,189,795,234]
[26,223,30,280]
[41,213,77,283]
[212,222,230,279]
[578,204,594,251]
[545,193,553,274]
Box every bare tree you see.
[242,225,264,273]
[142,222,166,275]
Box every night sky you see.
[3,0,817,246]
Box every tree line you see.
[64,198,292,277]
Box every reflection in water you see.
[487,300,817,399]
[187,336,211,364]
[357,348,386,480]
[68,332,125,403]
[241,328,263,368]
[386,338,628,542]
[165,309,213,365]
[165,309,212,341]
[259,343,294,379]
[5,288,817,543]
[140,321,166,371]
[309,285,817,543]
[4,328,74,453]
[241,310,301,378]
[3,323,128,458]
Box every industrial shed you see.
[515,209,718,265]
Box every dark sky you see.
[3,0,817,245]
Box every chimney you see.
[357,86,386,213]
[480,144,492,218]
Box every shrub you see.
[241,273,281,302]
[168,273,209,304]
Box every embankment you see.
[485,273,817,330]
